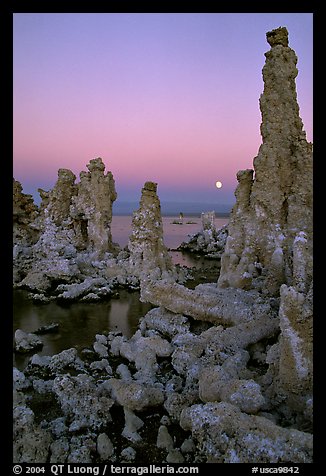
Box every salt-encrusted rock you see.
[198,365,228,402]
[180,437,196,454]
[219,379,265,414]
[29,354,52,368]
[67,446,92,463]
[227,380,265,414]
[13,179,40,247]
[265,283,313,421]
[97,433,114,460]
[156,425,174,451]
[116,363,133,381]
[93,341,109,358]
[57,277,110,301]
[108,334,127,356]
[13,368,31,391]
[32,379,54,394]
[52,374,114,431]
[50,437,70,463]
[218,27,312,296]
[127,181,177,281]
[90,359,113,374]
[41,168,77,228]
[179,210,228,258]
[14,158,118,294]
[166,449,185,463]
[70,158,117,255]
[15,169,80,293]
[13,180,40,282]
[49,348,85,373]
[119,330,172,382]
[121,446,136,462]
[164,391,198,423]
[14,329,43,354]
[216,26,313,421]
[140,307,190,338]
[108,378,164,411]
[122,408,144,442]
[13,404,52,463]
[34,323,59,335]
[141,280,278,328]
[48,418,68,438]
[180,402,312,463]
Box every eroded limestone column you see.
[70,158,117,255]
[218,27,312,296]
[128,181,175,280]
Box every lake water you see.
[13,215,228,369]
[111,215,228,251]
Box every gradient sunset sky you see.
[13,13,313,209]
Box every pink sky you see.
[13,13,313,209]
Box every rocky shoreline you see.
[13,27,313,464]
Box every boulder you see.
[14,329,43,354]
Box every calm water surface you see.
[13,289,152,370]
[112,215,228,251]
[13,215,228,369]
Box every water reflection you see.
[13,289,152,370]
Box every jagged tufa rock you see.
[178,211,228,258]
[128,181,177,280]
[216,26,313,422]
[139,27,313,430]
[13,179,40,246]
[218,26,312,295]
[70,158,117,254]
[40,169,76,227]
[13,158,118,294]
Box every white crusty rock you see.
[50,437,70,463]
[199,374,265,414]
[166,449,185,463]
[141,280,278,328]
[13,179,40,246]
[90,359,113,375]
[120,446,136,462]
[216,26,313,422]
[13,179,40,282]
[108,378,165,411]
[139,307,190,338]
[127,181,178,281]
[52,374,114,431]
[70,158,117,255]
[13,404,52,463]
[156,425,174,451]
[179,211,228,258]
[14,158,118,294]
[14,329,43,354]
[180,402,312,463]
[49,348,85,373]
[218,26,312,296]
[122,408,144,442]
[265,283,313,420]
[119,330,172,382]
[56,277,111,301]
[97,433,114,460]
[13,368,31,391]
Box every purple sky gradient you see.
[13,13,313,209]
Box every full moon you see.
[215,181,222,189]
